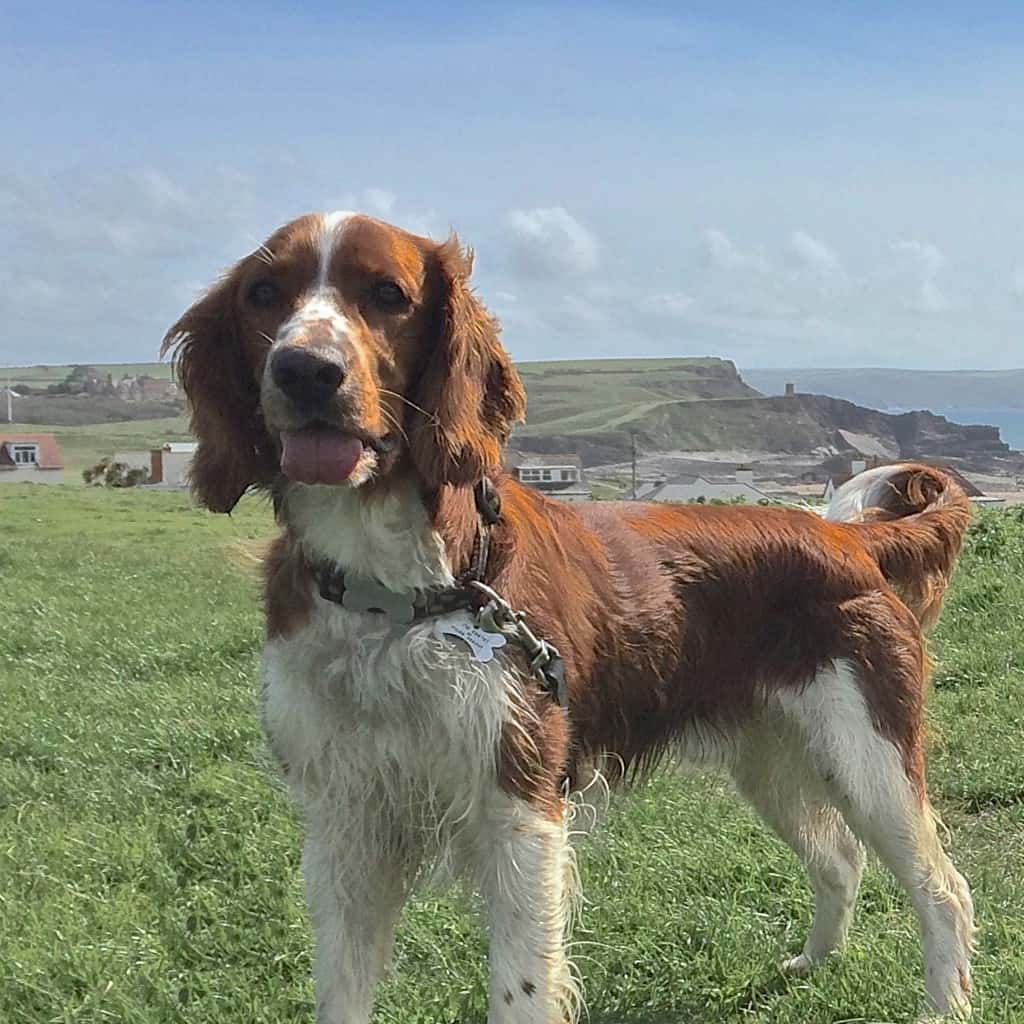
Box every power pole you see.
[4,372,13,424]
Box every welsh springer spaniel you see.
[164,212,976,1022]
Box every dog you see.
[163,211,975,1022]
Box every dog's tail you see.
[825,463,971,629]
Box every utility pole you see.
[3,372,17,424]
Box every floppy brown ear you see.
[409,238,527,490]
[160,268,275,512]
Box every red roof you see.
[0,433,65,470]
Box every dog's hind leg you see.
[477,795,579,1024]
[777,658,975,1019]
[733,725,865,973]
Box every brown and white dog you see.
[164,212,976,1022]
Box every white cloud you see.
[326,188,440,237]
[505,206,599,279]
[639,291,696,318]
[1012,267,1024,298]
[787,231,843,278]
[891,239,951,313]
[0,169,446,364]
[700,228,769,273]
[362,188,397,217]
[892,239,946,275]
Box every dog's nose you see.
[271,348,346,408]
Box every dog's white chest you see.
[260,602,516,833]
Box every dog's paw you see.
[780,952,818,976]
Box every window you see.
[560,469,577,481]
[520,468,542,482]
[11,444,38,466]
[541,469,552,481]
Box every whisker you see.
[258,331,276,346]
[380,407,409,444]
[378,388,439,426]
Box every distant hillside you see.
[515,393,1017,470]
[8,357,1020,476]
[743,367,1024,412]
[743,367,1024,452]
[516,357,759,432]
[6,357,754,429]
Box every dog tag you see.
[434,610,507,662]
[341,577,416,625]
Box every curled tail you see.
[825,463,972,629]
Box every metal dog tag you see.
[434,610,507,662]
[341,577,417,625]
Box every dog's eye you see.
[368,280,409,313]
[248,280,281,308]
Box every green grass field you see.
[2,486,1024,1022]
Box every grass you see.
[1,486,1023,1022]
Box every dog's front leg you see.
[303,832,408,1024]
[480,801,577,1024]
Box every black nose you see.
[271,347,346,408]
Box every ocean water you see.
[931,408,1024,452]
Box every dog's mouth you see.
[280,426,394,485]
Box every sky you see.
[3,1,1024,370]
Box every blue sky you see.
[3,1,1023,368]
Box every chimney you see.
[735,465,754,485]
[851,458,867,476]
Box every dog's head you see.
[162,212,526,511]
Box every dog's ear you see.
[161,265,275,512]
[408,237,526,490]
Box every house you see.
[504,451,592,502]
[116,375,179,402]
[149,442,197,488]
[636,468,774,504]
[0,433,66,484]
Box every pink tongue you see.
[281,430,364,485]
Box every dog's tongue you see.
[281,430,364,485]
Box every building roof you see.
[637,476,773,504]
[504,449,583,470]
[0,433,65,470]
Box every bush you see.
[83,458,149,488]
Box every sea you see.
[929,408,1024,453]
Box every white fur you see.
[318,210,355,290]
[479,808,580,1024]
[261,481,575,1023]
[268,211,356,358]
[282,477,454,591]
[275,293,354,351]
[767,661,974,1017]
[824,462,917,522]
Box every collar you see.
[308,478,501,625]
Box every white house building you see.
[504,451,592,501]
[636,469,774,504]
[150,443,197,488]
[110,442,197,488]
[0,433,66,484]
